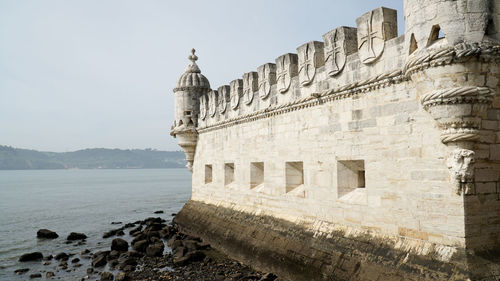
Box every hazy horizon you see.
[1,0,404,152]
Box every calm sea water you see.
[0,169,191,280]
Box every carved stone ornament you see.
[230,79,243,110]
[420,86,494,143]
[322,27,357,76]
[243,72,258,105]
[356,7,397,64]
[297,41,324,86]
[199,94,207,120]
[447,149,475,195]
[217,85,230,114]
[258,63,276,99]
[208,90,217,117]
[275,53,298,94]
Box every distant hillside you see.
[0,146,186,170]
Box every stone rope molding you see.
[420,86,494,107]
[404,41,500,77]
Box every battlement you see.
[192,2,498,133]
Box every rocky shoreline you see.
[14,213,281,281]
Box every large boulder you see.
[36,229,58,239]
[67,232,87,240]
[111,238,128,252]
[145,241,164,257]
[132,240,148,252]
[19,252,43,262]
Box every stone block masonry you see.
[170,1,500,280]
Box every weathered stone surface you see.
[174,200,500,281]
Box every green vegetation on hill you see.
[0,146,186,170]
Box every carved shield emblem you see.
[275,53,298,94]
[230,79,243,110]
[217,85,230,114]
[243,72,258,105]
[258,63,276,99]
[297,41,324,86]
[199,94,207,120]
[208,90,217,117]
[356,7,397,64]
[323,28,347,76]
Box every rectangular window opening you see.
[205,164,212,184]
[184,110,192,116]
[224,163,235,186]
[337,160,365,198]
[250,162,264,189]
[286,161,304,193]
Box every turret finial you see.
[185,48,201,73]
[188,48,198,63]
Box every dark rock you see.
[58,261,67,267]
[109,259,119,269]
[123,223,135,228]
[171,213,177,216]
[122,264,135,272]
[43,261,51,265]
[111,221,122,225]
[19,252,43,262]
[29,273,42,279]
[129,225,142,236]
[54,252,69,261]
[153,210,164,214]
[111,238,128,252]
[80,249,91,255]
[71,257,80,263]
[132,239,148,252]
[87,268,94,274]
[173,250,205,266]
[116,230,125,236]
[92,251,109,267]
[44,254,53,260]
[73,263,82,267]
[100,271,114,281]
[260,273,278,281]
[103,229,118,238]
[37,229,59,239]
[67,232,87,240]
[46,271,55,278]
[115,272,128,281]
[126,251,143,258]
[107,250,120,261]
[14,268,29,275]
[145,241,164,257]
[183,239,202,251]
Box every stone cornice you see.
[198,69,406,133]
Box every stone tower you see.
[170,49,210,171]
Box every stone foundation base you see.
[173,200,500,281]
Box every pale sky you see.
[0,0,404,152]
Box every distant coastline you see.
[0,145,186,170]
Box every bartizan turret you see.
[170,49,210,171]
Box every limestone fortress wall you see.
[171,1,500,280]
